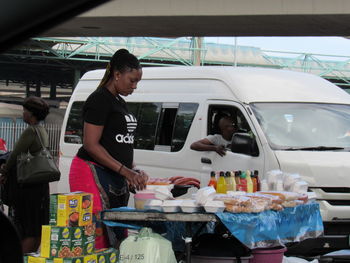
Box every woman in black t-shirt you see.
[69,49,148,249]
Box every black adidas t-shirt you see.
[77,87,137,169]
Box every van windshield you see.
[251,103,350,150]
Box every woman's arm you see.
[5,128,34,173]
[83,122,147,190]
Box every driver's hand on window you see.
[215,145,227,157]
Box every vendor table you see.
[103,210,217,263]
[102,202,324,263]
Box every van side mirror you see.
[231,133,259,157]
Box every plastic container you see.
[144,199,163,211]
[180,199,201,213]
[192,255,252,263]
[134,191,156,210]
[161,200,182,212]
[204,200,225,213]
[249,247,286,263]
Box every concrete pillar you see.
[73,69,81,91]
[35,80,41,97]
[25,81,30,97]
[192,37,203,66]
[50,81,57,99]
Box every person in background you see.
[0,96,50,253]
[68,48,148,249]
[190,115,237,156]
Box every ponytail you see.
[97,63,111,89]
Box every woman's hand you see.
[122,167,148,191]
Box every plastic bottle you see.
[254,170,261,191]
[225,171,236,191]
[208,171,217,190]
[237,171,247,192]
[216,171,227,194]
[230,171,237,191]
[234,171,241,185]
[251,171,258,192]
[246,170,254,193]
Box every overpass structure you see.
[1,36,350,101]
[3,0,350,101]
[43,0,350,37]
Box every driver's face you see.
[219,118,236,137]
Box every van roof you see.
[81,66,350,104]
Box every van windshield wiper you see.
[284,146,344,151]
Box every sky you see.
[205,36,350,58]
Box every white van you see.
[58,66,350,244]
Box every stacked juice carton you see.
[24,192,118,263]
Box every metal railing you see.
[0,123,61,157]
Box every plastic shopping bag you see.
[119,227,177,263]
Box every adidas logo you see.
[125,114,137,133]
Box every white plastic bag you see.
[119,227,177,263]
[283,256,319,263]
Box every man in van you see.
[190,115,236,156]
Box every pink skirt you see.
[69,156,109,249]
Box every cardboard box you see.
[82,254,97,263]
[70,227,84,257]
[83,224,95,255]
[41,226,72,258]
[96,248,118,263]
[52,257,84,263]
[49,194,59,225]
[72,224,95,256]
[27,256,54,263]
[57,193,93,227]
[40,224,96,258]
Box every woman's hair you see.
[23,96,50,121]
[97,49,141,89]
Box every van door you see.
[128,101,203,182]
[197,100,265,185]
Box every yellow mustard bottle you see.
[225,171,236,191]
[216,171,227,194]
[246,170,254,193]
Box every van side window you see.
[208,106,252,135]
[208,105,257,156]
[156,107,177,147]
[64,101,84,144]
[172,103,199,152]
[128,102,161,150]
[128,102,198,152]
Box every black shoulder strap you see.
[32,126,46,150]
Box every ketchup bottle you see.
[208,171,217,190]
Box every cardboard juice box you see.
[82,224,96,255]
[70,224,96,256]
[27,256,54,263]
[70,227,84,257]
[96,248,118,263]
[55,256,96,263]
[78,192,93,226]
[57,192,93,227]
[53,257,84,263]
[41,225,72,258]
[83,254,97,263]
[49,194,60,225]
